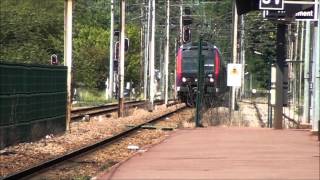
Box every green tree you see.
[245,12,277,89]
[73,25,109,88]
[0,0,64,63]
[125,24,141,88]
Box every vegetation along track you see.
[2,105,186,180]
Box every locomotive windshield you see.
[182,49,215,73]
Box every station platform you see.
[96,127,319,180]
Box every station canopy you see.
[236,0,315,15]
[236,0,259,15]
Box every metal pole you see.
[164,0,170,105]
[250,74,252,91]
[311,3,319,132]
[180,0,183,45]
[174,38,177,99]
[291,23,299,122]
[268,60,272,128]
[317,0,320,139]
[303,21,311,124]
[118,0,125,117]
[270,64,276,128]
[159,40,164,99]
[195,38,203,127]
[140,5,144,98]
[231,1,238,110]
[240,15,245,100]
[274,23,286,129]
[298,21,305,123]
[149,0,155,111]
[108,0,114,100]
[144,0,151,100]
[64,0,73,131]
[287,24,293,123]
[293,23,299,120]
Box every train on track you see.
[176,41,228,107]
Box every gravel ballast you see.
[0,104,185,177]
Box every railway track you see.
[71,99,168,120]
[2,104,186,180]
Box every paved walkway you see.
[97,127,319,180]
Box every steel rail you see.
[71,100,145,114]
[71,100,166,120]
[71,100,145,120]
[2,105,185,180]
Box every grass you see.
[73,88,116,107]
[72,175,91,180]
[72,88,144,107]
[99,160,118,171]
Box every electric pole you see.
[64,0,73,131]
[231,1,238,111]
[180,0,183,45]
[298,21,305,123]
[144,0,151,100]
[293,23,299,117]
[149,0,155,111]
[140,4,144,98]
[108,0,114,100]
[311,4,319,132]
[174,38,177,99]
[303,21,311,124]
[195,38,204,127]
[164,0,170,105]
[240,15,245,99]
[118,0,125,117]
[274,23,286,129]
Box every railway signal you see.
[184,6,191,15]
[114,30,120,38]
[183,26,191,43]
[182,15,192,26]
[182,7,192,44]
[115,38,129,60]
[115,41,120,60]
[124,38,129,52]
[51,54,58,65]
[113,60,118,72]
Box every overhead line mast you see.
[149,0,156,111]
[164,0,170,105]
[144,0,151,101]
[311,0,319,133]
[231,0,238,111]
[118,0,126,117]
[64,0,73,131]
[108,0,114,100]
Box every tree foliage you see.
[0,0,64,63]
[0,0,142,90]
[0,0,275,90]
[73,24,109,88]
[245,12,277,89]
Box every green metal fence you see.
[0,62,67,148]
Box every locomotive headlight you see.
[209,78,214,83]
[182,77,187,82]
[195,78,198,82]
